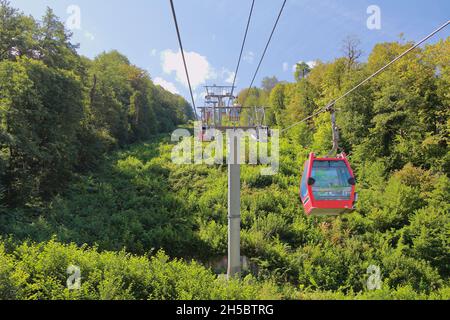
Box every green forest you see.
[0,1,449,300]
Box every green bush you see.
[0,239,294,300]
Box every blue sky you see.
[10,0,450,104]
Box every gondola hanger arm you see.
[325,101,340,157]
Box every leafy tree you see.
[268,83,287,126]
[294,62,311,81]
[38,7,79,70]
[0,57,83,203]
[261,76,279,93]
[0,0,38,61]
[285,79,318,124]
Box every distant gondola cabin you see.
[300,153,356,216]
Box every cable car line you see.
[281,101,335,134]
[244,0,287,105]
[169,0,198,120]
[229,0,256,106]
[282,19,450,134]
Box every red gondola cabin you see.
[300,153,356,216]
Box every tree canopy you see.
[0,1,193,205]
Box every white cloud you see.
[306,60,317,69]
[243,51,255,63]
[282,62,289,72]
[84,31,95,41]
[292,60,317,71]
[160,49,236,90]
[153,77,179,94]
[220,68,235,84]
[161,49,215,89]
[225,72,235,84]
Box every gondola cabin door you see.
[300,153,356,216]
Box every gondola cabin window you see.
[311,160,352,201]
[300,160,309,199]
